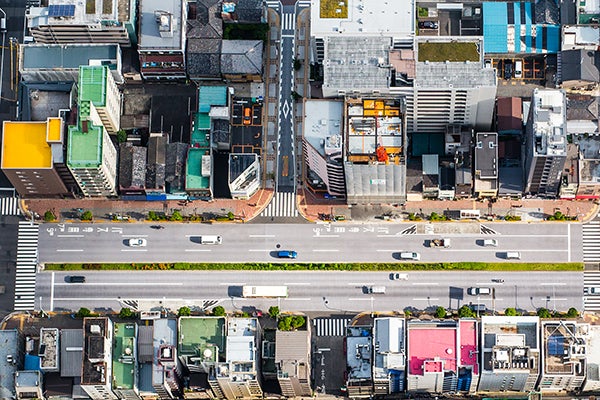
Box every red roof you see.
[408,326,457,375]
[459,320,479,374]
[497,97,523,133]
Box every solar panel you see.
[48,4,75,17]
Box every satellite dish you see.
[203,348,213,358]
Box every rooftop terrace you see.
[407,322,457,375]
[178,317,225,359]
[113,323,136,390]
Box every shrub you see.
[268,306,280,319]
[293,58,302,70]
[76,307,92,318]
[434,306,447,319]
[44,210,56,222]
[170,210,183,221]
[407,213,422,221]
[80,210,93,221]
[290,315,305,329]
[148,211,159,221]
[117,130,127,143]
[119,307,136,319]
[212,306,226,316]
[504,215,522,221]
[418,6,428,17]
[178,306,191,317]
[458,305,475,318]
[505,307,520,316]
[227,211,235,221]
[278,315,292,331]
[428,212,447,221]
[566,307,579,318]
[537,307,552,318]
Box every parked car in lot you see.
[418,20,438,29]
[467,287,491,296]
[277,250,297,259]
[504,62,513,79]
[128,238,147,247]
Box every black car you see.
[66,275,86,283]
[418,20,438,29]
[503,62,513,79]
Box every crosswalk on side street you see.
[583,219,600,263]
[14,221,40,311]
[584,271,600,311]
[313,317,351,337]
[0,196,20,216]
[260,191,298,217]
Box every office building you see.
[524,89,568,197]
[373,317,406,395]
[81,317,117,400]
[14,371,43,400]
[77,65,121,134]
[112,323,140,400]
[474,132,499,198]
[275,330,312,397]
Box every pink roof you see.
[408,327,457,375]
[459,320,479,375]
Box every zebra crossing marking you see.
[14,221,39,311]
[583,220,600,263]
[265,0,280,10]
[312,317,351,336]
[480,225,498,235]
[281,12,295,31]
[260,191,298,217]
[0,196,20,216]
[584,271,600,311]
[297,0,310,7]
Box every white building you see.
[81,318,117,400]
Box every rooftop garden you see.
[320,0,348,18]
[418,41,480,62]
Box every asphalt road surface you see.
[35,270,583,314]
[38,222,583,264]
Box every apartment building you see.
[81,317,117,400]
[275,330,312,397]
[524,89,568,197]
[152,319,183,399]
[478,316,540,393]
[78,65,121,134]
[474,132,499,198]
[112,323,140,400]
[138,0,187,80]
[14,371,43,400]
[1,118,70,197]
[373,317,406,395]
[27,0,136,46]
[346,325,374,398]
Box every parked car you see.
[66,275,86,283]
[128,238,147,247]
[418,20,438,29]
[504,62,513,79]
[243,107,252,125]
[467,287,491,296]
[277,250,297,259]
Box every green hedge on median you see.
[44,262,583,271]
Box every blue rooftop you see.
[198,86,227,113]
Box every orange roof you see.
[1,118,62,169]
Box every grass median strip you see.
[44,262,583,271]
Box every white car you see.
[128,238,147,247]
[585,287,600,295]
[483,239,498,247]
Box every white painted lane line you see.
[312,235,339,238]
[184,249,212,252]
[56,249,84,252]
[121,234,149,238]
[249,235,275,238]
[348,298,376,301]
[56,282,184,286]
[57,234,84,238]
[376,249,398,252]
[540,283,567,286]
[412,282,440,286]
[312,249,339,252]
[412,298,440,301]
[348,283,374,286]
[50,272,55,312]
[285,282,311,285]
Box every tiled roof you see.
[221,40,263,75]
[186,39,222,77]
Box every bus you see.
[242,285,288,298]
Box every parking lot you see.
[489,57,546,82]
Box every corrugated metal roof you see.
[60,329,83,377]
[275,330,310,363]
[138,325,154,363]
[198,86,227,112]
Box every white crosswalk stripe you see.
[14,221,39,311]
[265,0,279,10]
[0,196,20,215]
[260,191,298,217]
[583,219,600,263]
[297,0,311,7]
[584,271,600,311]
[281,12,295,31]
[313,317,351,336]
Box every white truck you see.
[428,238,451,248]
[242,286,288,298]
[200,235,222,245]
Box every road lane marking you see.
[348,298,376,301]
[56,249,84,252]
[55,282,184,286]
[412,282,439,286]
[348,283,373,286]
[249,235,275,238]
[542,298,567,301]
[412,298,440,301]
[285,282,311,285]
[184,249,212,252]
[376,249,397,252]
[50,272,55,312]
[313,249,339,252]
[441,249,566,252]
[219,282,245,285]
[248,249,271,252]
[57,234,84,238]
[283,298,311,301]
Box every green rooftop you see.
[185,148,211,190]
[198,86,227,113]
[418,41,480,62]
[79,65,107,106]
[178,317,225,358]
[192,113,210,146]
[320,0,348,18]
[67,118,103,168]
[112,323,136,390]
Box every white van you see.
[200,235,222,245]
[369,286,386,294]
[514,61,523,78]
[506,251,521,260]
[400,252,420,261]
[483,239,498,247]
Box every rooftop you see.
[303,99,344,159]
[112,323,136,390]
[417,41,480,63]
[221,40,263,75]
[27,0,124,26]
[416,61,497,89]
[21,44,120,71]
[153,319,178,387]
[497,97,523,133]
[347,326,372,380]
[407,321,457,375]
[1,118,62,169]
[275,330,310,377]
[311,0,413,39]
[79,66,108,107]
[178,317,225,359]
[119,142,147,189]
[475,132,498,179]
[186,148,211,190]
[459,320,479,374]
[0,330,18,400]
[542,321,587,376]
[67,119,103,169]
[562,25,600,50]
[40,328,59,370]
[60,329,83,378]
[531,89,567,157]
[15,370,41,388]
[373,318,406,381]
[139,0,185,51]
[82,317,111,385]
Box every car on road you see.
[399,252,420,261]
[365,286,386,294]
[482,239,498,247]
[418,20,438,29]
[585,287,600,295]
[390,273,409,280]
[66,275,86,283]
[277,250,297,259]
[128,238,147,247]
[150,225,165,229]
[467,287,491,296]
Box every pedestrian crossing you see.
[583,219,600,263]
[281,12,296,31]
[313,317,351,337]
[584,271,600,311]
[0,196,20,216]
[265,0,279,10]
[297,0,311,7]
[260,191,298,217]
[14,221,40,311]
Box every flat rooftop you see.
[153,319,177,386]
[531,89,567,157]
[311,0,413,38]
[226,318,258,362]
[113,323,136,390]
[407,322,457,375]
[2,119,62,169]
[303,99,344,158]
[67,120,103,168]
[178,317,225,358]
[475,133,498,179]
[21,44,119,70]
[417,41,480,63]
[459,320,479,374]
[185,148,210,190]
[139,0,184,51]
[416,62,497,89]
[79,66,107,106]
[27,0,122,26]
[0,330,18,399]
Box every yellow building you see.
[1,118,71,196]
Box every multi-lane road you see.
[38,221,582,264]
[36,270,582,315]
